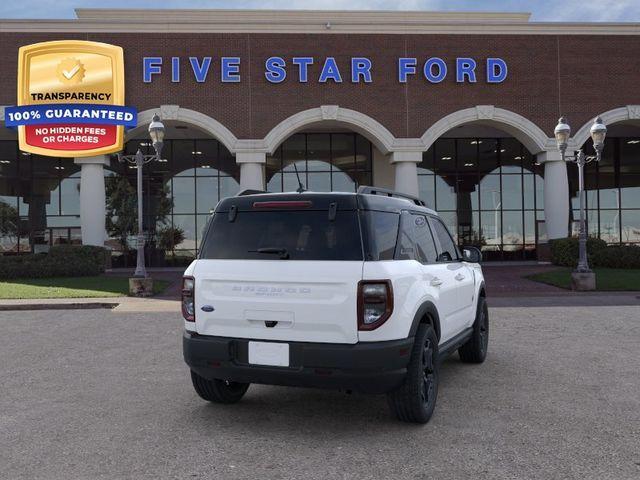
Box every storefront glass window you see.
[266,133,372,193]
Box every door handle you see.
[430,277,443,287]
[455,273,465,281]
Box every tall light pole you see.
[117,113,165,279]
[554,116,607,288]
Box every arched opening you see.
[108,121,239,267]
[419,123,545,261]
[571,122,640,245]
[263,107,395,194]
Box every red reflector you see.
[253,201,313,209]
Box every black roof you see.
[215,190,438,215]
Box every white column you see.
[391,150,422,197]
[74,155,109,247]
[538,151,569,240]
[236,151,266,191]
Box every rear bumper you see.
[183,331,414,394]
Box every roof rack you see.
[357,186,427,207]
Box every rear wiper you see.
[249,247,290,259]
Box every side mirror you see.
[462,246,482,263]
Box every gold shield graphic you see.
[16,40,125,157]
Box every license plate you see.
[248,341,289,367]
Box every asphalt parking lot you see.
[1,306,639,480]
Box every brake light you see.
[357,280,393,331]
[182,276,195,322]
[252,201,313,209]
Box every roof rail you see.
[357,186,426,207]
[236,188,268,196]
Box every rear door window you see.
[200,210,363,261]
[429,217,460,262]
[412,214,438,264]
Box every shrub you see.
[592,245,640,269]
[550,237,607,267]
[0,245,108,280]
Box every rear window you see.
[200,210,363,261]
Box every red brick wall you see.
[1,32,639,141]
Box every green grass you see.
[527,268,640,291]
[0,276,170,299]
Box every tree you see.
[105,175,172,251]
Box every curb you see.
[0,302,120,311]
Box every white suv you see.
[182,187,488,423]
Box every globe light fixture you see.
[554,116,571,156]
[590,116,607,153]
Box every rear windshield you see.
[200,210,364,261]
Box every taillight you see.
[182,276,195,322]
[357,280,393,331]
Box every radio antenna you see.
[293,162,306,193]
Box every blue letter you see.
[319,57,342,83]
[351,57,372,83]
[292,57,314,82]
[456,58,477,83]
[265,56,287,83]
[143,57,162,83]
[424,57,447,83]
[398,58,417,83]
[222,57,241,83]
[189,57,211,83]
[171,57,180,83]
[487,58,508,83]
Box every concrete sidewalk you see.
[0,296,180,312]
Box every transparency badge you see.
[4,40,137,157]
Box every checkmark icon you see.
[62,65,80,79]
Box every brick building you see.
[0,9,639,263]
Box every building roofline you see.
[0,9,639,35]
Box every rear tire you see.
[458,296,489,363]
[386,323,439,424]
[190,370,250,404]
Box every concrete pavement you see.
[0,306,638,479]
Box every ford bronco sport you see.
[182,187,488,424]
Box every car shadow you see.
[184,357,470,433]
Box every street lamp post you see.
[117,114,165,282]
[554,116,607,289]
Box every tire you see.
[458,296,489,364]
[190,370,250,404]
[386,323,439,424]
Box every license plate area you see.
[248,341,290,367]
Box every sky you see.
[1,0,640,22]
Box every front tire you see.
[190,370,250,404]
[458,296,489,363]
[386,323,439,424]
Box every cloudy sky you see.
[1,0,640,22]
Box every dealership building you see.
[0,9,639,264]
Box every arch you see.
[420,106,551,154]
[571,105,640,148]
[127,106,239,154]
[263,106,396,155]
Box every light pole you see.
[554,116,607,288]
[117,113,165,279]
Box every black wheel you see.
[387,323,439,424]
[190,370,250,404]
[458,296,489,363]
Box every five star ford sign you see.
[4,40,137,157]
